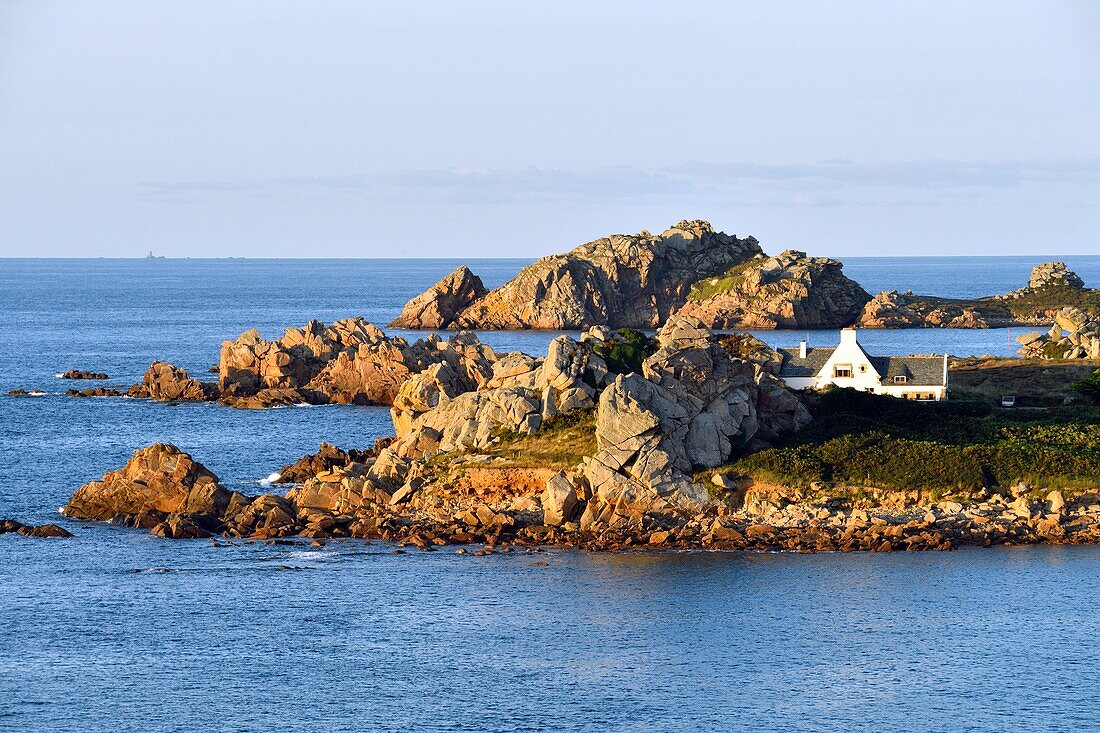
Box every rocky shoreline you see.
[55,441,1100,553]
[55,317,1100,553]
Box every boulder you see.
[60,370,109,380]
[388,265,488,329]
[541,472,580,526]
[0,520,74,538]
[127,362,215,402]
[274,440,387,484]
[63,443,232,523]
[677,250,871,329]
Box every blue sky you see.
[1,0,1098,257]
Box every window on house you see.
[833,364,852,378]
[894,375,908,383]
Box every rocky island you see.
[391,220,1097,331]
[62,316,1100,552]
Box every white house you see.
[777,328,948,401]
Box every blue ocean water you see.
[2,256,1100,732]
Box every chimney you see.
[799,340,808,359]
[839,327,858,347]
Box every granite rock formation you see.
[127,361,215,402]
[63,443,237,527]
[1016,307,1100,359]
[859,262,1095,329]
[403,220,762,329]
[60,370,109,380]
[218,318,498,407]
[1028,261,1084,290]
[388,265,488,329]
[676,250,871,329]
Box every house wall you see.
[813,329,881,391]
[876,384,946,401]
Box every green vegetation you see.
[473,410,597,469]
[686,258,759,301]
[590,328,656,375]
[728,388,1100,492]
[1004,284,1100,319]
[1073,368,1100,401]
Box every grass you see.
[949,357,1100,407]
[686,258,760,301]
[470,410,597,470]
[1003,284,1100,318]
[723,388,1100,493]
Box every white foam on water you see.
[258,472,281,486]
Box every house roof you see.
[777,347,945,386]
[869,355,945,386]
[776,346,834,377]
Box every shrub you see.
[591,327,655,375]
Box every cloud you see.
[133,158,1100,207]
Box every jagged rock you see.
[677,250,870,328]
[217,318,498,407]
[67,387,125,398]
[0,520,74,538]
[150,515,211,539]
[388,265,488,329]
[1029,262,1084,290]
[60,370,108,380]
[430,220,762,329]
[64,443,232,522]
[1018,306,1100,359]
[393,386,543,459]
[579,317,810,531]
[274,440,386,484]
[858,291,932,328]
[391,335,602,459]
[127,362,216,402]
[541,471,581,526]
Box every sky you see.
[1,0,1098,258]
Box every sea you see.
[2,255,1100,732]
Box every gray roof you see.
[776,346,834,377]
[778,347,945,386]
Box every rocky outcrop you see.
[127,362,216,402]
[677,250,871,329]
[409,220,762,329]
[1017,307,1100,359]
[0,519,74,538]
[858,290,991,328]
[388,265,488,329]
[63,443,236,526]
[576,316,811,532]
[391,334,604,459]
[860,262,1095,329]
[218,318,498,407]
[1028,262,1084,291]
[60,370,108,380]
[273,439,390,484]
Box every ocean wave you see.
[258,472,281,486]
